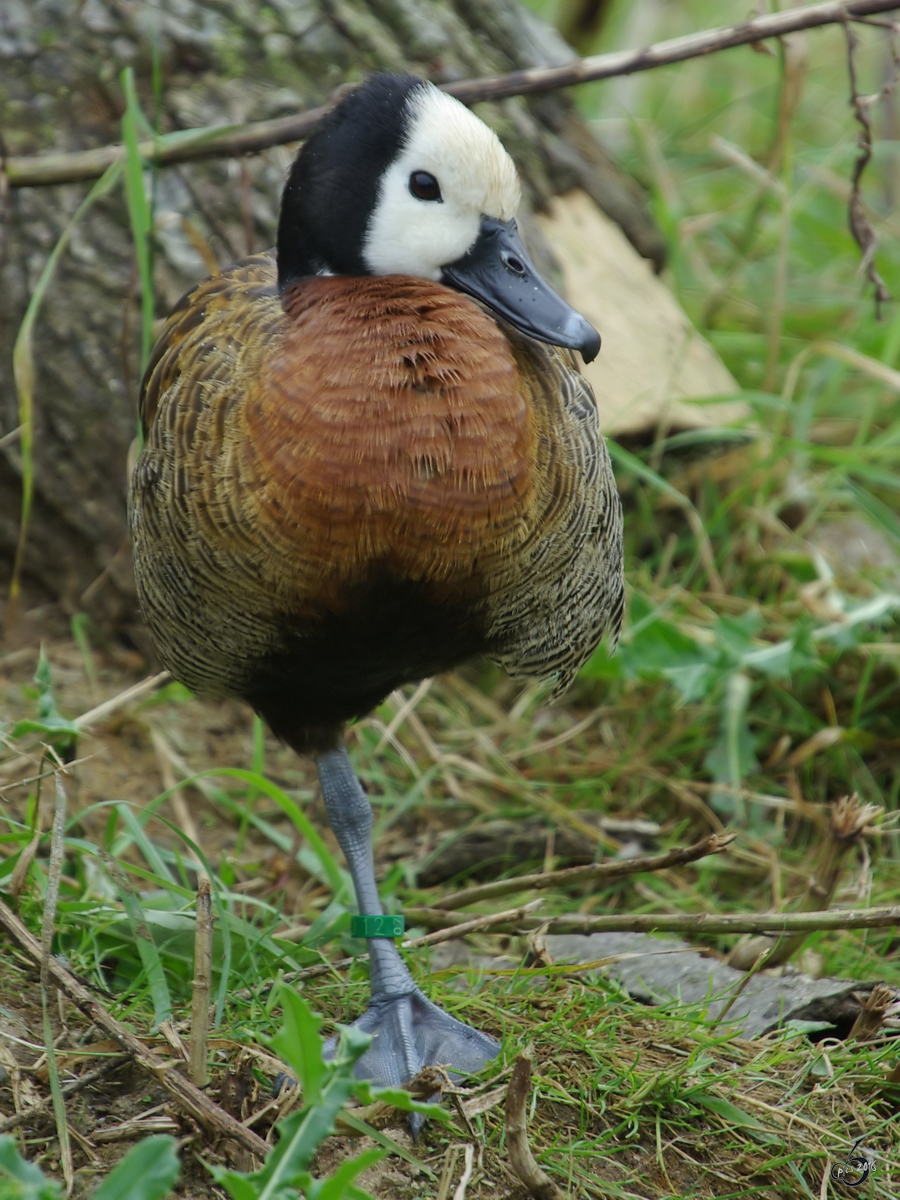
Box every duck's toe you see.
[324,986,498,1093]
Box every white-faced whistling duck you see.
[130,73,625,1094]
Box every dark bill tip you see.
[441,217,601,364]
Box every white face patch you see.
[362,84,521,280]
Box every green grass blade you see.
[40,775,73,1195]
[196,769,345,899]
[330,1111,437,1176]
[846,480,900,545]
[121,66,156,380]
[116,803,173,882]
[111,806,173,1026]
[4,159,122,636]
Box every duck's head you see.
[276,73,600,363]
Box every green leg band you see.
[350,914,406,939]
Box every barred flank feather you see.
[129,253,624,752]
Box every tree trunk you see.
[0,0,664,633]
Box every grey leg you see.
[317,745,417,1001]
[315,745,499,1091]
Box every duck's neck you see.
[276,158,373,289]
[276,194,325,288]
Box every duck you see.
[129,72,625,1091]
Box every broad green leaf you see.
[211,1082,358,1198]
[304,1149,383,1200]
[91,1136,180,1200]
[0,1137,61,1200]
[269,989,327,1104]
[202,1170,259,1200]
[614,595,718,700]
[355,1082,448,1120]
[739,638,795,679]
[713,611,762,658]
[9,648,79,743]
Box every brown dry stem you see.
[403,902,900,938]
[848,982,897,1041]
[727,793,882,970]
[843,15,898,314]
[437,831,736,911]
[0,1056,130,1136]
[0,896,270,1160]
[505,1048,564,1200]
[190,878,213,1087]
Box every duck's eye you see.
[409,171,442,202]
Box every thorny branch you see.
[843,14,900,315]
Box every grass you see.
[2,0,900,1196]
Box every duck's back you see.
[130,252,623,751]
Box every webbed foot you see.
[324,985,498,1088]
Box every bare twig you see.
[403,900,545,948]
[453,1144,475,1200]
[0,896,270,1160]
[0,425,23,449]
[72,671,171,731]
[843,14,898,314]
[402,903,900,937]
[190,878,213,1087]
[0,1055,130,1135]
[436,832,736,911]
[5,0,899,189]
[505,1048,564,1200]
[727,794,882,970]
[184,897,900,1026]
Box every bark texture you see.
[0,0,664,627]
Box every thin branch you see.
[181,897,899,1025]
[0,896,270,1160]
[404,900,546,948]
[400,903,900,937]
[73,671,171,731]
[843,14,898,314]
[436,832,736,911]
[0,1055,130,1135]
[4,0,899,189]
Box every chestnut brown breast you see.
[130,253,623,751]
